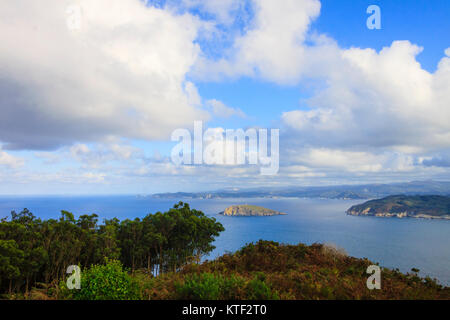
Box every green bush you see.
[219,274,246,299]
[73,259,140,300]
[176,273,221,300]
[175,272,248,300]
[245,277,279,300]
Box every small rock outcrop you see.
[220,205,287,216]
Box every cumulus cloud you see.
[206,99,246,118]
[1,0,449,191]
[191,1,449,180]
[191,1,450,157]
[0,0,208,150]
[193,0,321,83]
[282,41,450,154]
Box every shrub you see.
[175,272,247,300]
[321,243,347,260]
[245,277,279,300]
[176,273,221,300]
[73,259,140,300]
[220,274,246,299]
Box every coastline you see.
[347,210,450,220]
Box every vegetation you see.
[9,241,450,300]
[0,202,224,297]
[70,259,141,300]
[143,241,449,300]
[220,205,286,216]
[347,195,450,218]
[1,202,449,300]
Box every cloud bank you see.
[0,0,449,192]
[0,0,207,150]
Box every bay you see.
[0,195,448,286]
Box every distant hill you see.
[347,195,450,219]
[150,180,450,200]
[219,205,286,216]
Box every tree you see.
[0,203,224,295]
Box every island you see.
[346,195,450,220]
[219,204,287,216]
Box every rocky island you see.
[220,205,287,216]
[347,195,450,220]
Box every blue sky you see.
[195,0,450,130]
[0,0,449,194]
[313,0,450,72]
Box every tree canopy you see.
[0,202,224,295]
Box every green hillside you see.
[347,195,450,219]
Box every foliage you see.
[175,272,277,300]
[141,240,450,300]
[176,273,222,300]
[245,276,279,300]
[2,203,449,300]
[348,195,450,217]
[0,202,224,296]
[73,259,140,300]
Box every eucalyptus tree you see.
[0,203,224,295]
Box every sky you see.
[0,0,449,194]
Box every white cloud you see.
[283,41,450,153]
[1,0,450,191]
[191,1,450,156]
[0,0,208,150]
[68,141,144,168]
[445,48,450,57]
[287,148,418,173]
[206,99,246,118]
[184,81,203,106]
[193,0,321,84]
[181,0,241,25]
[0,148,24,168]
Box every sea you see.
[0,195,449,286]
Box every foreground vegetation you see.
[1,203,449,300]
[0,202,224,295]
[140,241,449,300]
[6,241,450,300]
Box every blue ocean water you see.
[0,195,449,286]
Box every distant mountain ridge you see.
[150,181,450,200]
